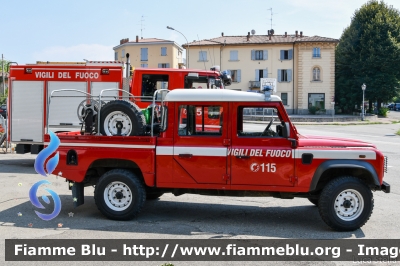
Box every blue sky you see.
[2,0,399,64]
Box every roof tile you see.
[185,34,338,46]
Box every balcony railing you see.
[249,81,260,88]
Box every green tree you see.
[0,59,10,104]
[335,0,400,113]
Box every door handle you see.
[179,154,193,158]
[236,156,250,159]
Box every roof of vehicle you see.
[134,68,220,75]
[163,89,282,102]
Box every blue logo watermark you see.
[29,131,62,221]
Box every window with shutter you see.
[114,52,118,60]
[230,50,238,61]
[199,51,207,61]
[141,48,148,61]
[255,50,264,60]
[281,93,288,105]
[313,47,321,58]
[278,69,291,82]
[161,47,167,56]
[263,50,268,60]
[255,70,259,81]
[280,50,292,60]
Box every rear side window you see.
[178,105,223,136]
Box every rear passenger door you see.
[173,103,228,184]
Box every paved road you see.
[0,122,399,266]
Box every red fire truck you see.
[7,62,230,153]
[48,88,389,231]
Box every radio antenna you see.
[139,15,146,39]
[267,8,276,31]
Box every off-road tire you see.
[308,197,319,206]
[318,176,373,231]
[94,169,146,220]
[99,100,146,136]
[146,192,164,201]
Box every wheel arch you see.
[85,158,145,185]
[309,160,380,192]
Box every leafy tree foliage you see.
[335,0,400,113]
[0,59,10,84]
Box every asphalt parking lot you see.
[0,118,399,266]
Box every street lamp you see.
[166,26,189,68]
[361,83,366,121]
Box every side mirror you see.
[282,122,290,138]
[284,122,298,149]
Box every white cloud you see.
[32,44,114,62]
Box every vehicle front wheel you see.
[318,176,373,231]
[94,169,146,220]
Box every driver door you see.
[230,105,294,187]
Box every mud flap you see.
[70,182,84,207]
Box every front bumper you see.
[381,181,390,193]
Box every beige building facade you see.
[184,32,338,114]
[113,36,184,69]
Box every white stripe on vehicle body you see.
[45,142,155,149]
[174,147,228,157]
[156,146,174,155]
[293,150,376,160]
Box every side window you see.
[237,107,283,138]
[141,74,169,100]
[114,52,118,60]
[178,105,223,136]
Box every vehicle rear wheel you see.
[94,169,146,220]
[318,176,373,231]
[99,100,146,136]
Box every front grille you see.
[384,156,388,173]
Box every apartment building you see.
[113,36,184,69]
[184,31,339,114]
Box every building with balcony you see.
[184,31,339,114]
[113,36,184,69]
